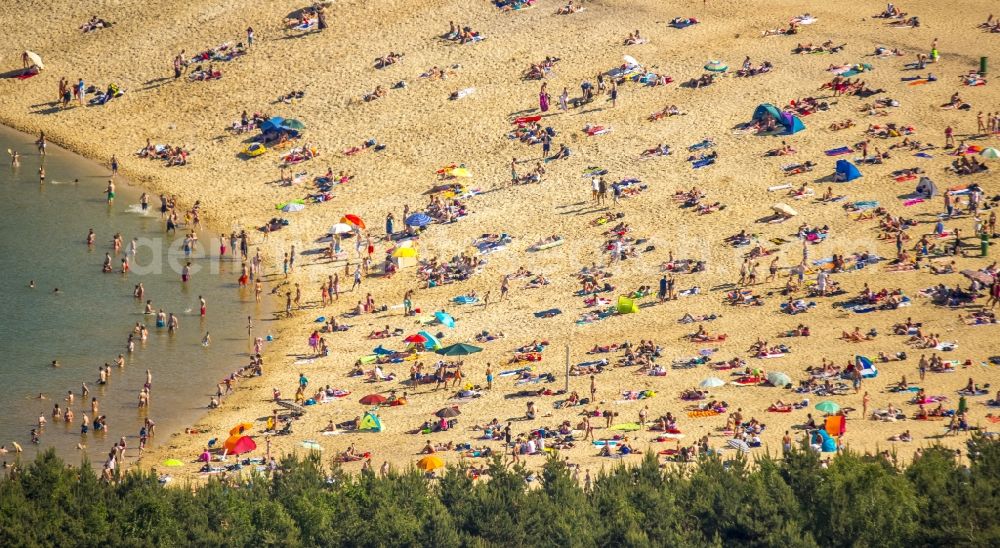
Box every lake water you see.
[0,125,268,466]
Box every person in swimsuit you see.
[106,180,115,204]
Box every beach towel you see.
[692,158,715,169]
[825,146,852,156]
[534,308,562,318]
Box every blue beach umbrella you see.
[405,212,432,227]
[434,311,456,328]
[260,117,286,133]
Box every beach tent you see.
[814,430,837,452]
[915,176,939,198]
[229,422,253,436]
[835,160,862,182]
[616,295,638,314]
[223,435,257,455]
[752,103,783,123]
[359,411,383,432]
[825,415,846,437]
[417,330,441,350]
[783,114,806,134]
[856,355,878,378]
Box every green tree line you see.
[1,436,998,547]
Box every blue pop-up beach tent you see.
[835,159,862,182]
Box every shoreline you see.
[0,121,283,468]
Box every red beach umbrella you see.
[359,394,388,405]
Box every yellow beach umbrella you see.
[229,422,254,436]
[417,455,444,471]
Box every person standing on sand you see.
[246,26,254,46]
[610,81,618,107]
[499,275,510,301]
[560,87,569,111]
[486,364,493,389]
[862,392,870,417]
[110,155,119,178]
[590,374,597,402]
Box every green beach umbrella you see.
[815,401,840,414]
[281,119,306,131]
[436,342,482,356]
[980,147,1000,159]
[767,372,792,387]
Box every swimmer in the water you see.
[36,393,46,400]
[28,280,34,288]
[9,150,19,166]
[52,288,60,294]
[202,332,211,346]
[87,229,95,246]
[144,300,154,314]
[51,360,59,368]
[39,166,45,182]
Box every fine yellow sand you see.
[1,1,998,478]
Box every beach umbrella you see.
[229,422,254,436]
[704,60,728,72]
[436,342,482,356]
[404,333,428,344]
[260,117,285,133]
[329,223,353,235]
[623,54,640,67]
[699,377,726,388]
[771,203,798,217]
[767,372,792,387]
[281,202,305,213]
[359,394,388,405]
[406,212,432,227]
[436,406,461,418]
[434,311,456,328]
[417,455,445,471]
[341,214,366,229]
[980,147,1000,159]
[815,401,840,414]
[727,439,751,454]
[224,435,257,455]
[24,51,43,70]
[162,459,184,467]
[281,119,306,131]
[392,247,417,258]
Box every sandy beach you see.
[2,1,999,478]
